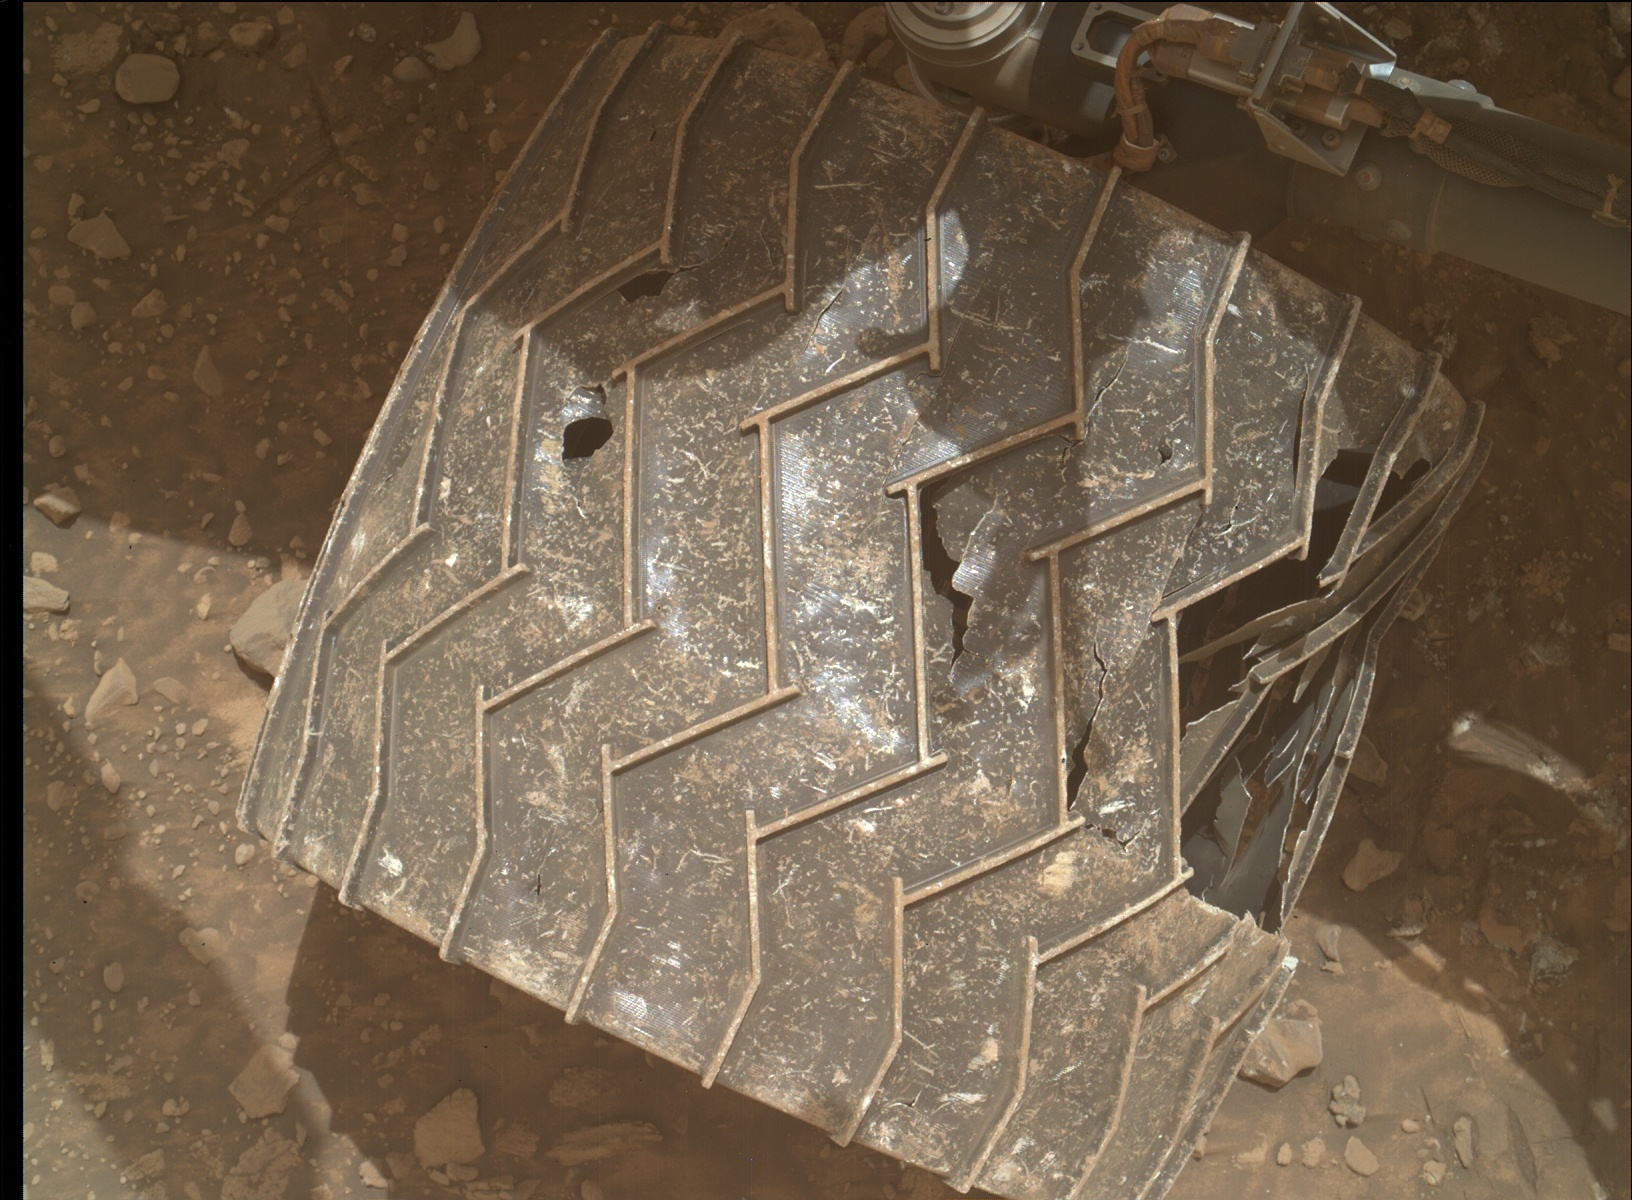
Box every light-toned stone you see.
[230,1045,299,1118]
[24,576,70,613]
[228,20,275,52]
[85,658,138,724]
[68,212,132,259]
[719,4,829,64]
[424,12,480,70]
[1344,1136,1379,1177]
[414,1088,485,1168]
[229,578,305,677]
[1238,1018,1323,1087]
[193,346,224,398]
[179,927,222,965]
[33,488,83,525]
[1341,837,1403,891]
[114,54,181,104]
[546,1122,661,1167]
[392,56,431,84]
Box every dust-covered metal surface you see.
[239,28,1483,1200]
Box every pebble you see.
[358,1159,389,1189]
[103,962,126,993]
[1349,734,1388,785]
[228,512,253,548]
[1422,1158,1448,1185]
[102,820,127,841]
[1275,1142,1293,1166]
[131,289,168,319]
[1316,923,1342,962]
[100,761,122,794]
[1344,1135,1379,1177]
[1329,1075,1366,1128]
[192,346,225,398]
[1300,1136,1325,1167]
[67,212,132,260]
[424,12,481,70]
[47,782,75,812]
[719,4,830,64]
[414,1088,486,1168]
[152,676,190,705]
[229,577,305,677]
[1341,837,1403,891]
[24,576,71,614]
[229,1044,299,1117]
[179,927,222,965]
[1401,1117,1420,1133]
[392,56,431,84]
[114,54,181,104]
[86,658,139,724]
[841,6,890,63]
[30,552,58,575]
[53,22,123,76]
[1238,1017,1323,1087]
[234,843,257,866]
[48,435,67,458]
[546,1122,662,1167]
[228,20,275,52]
[70,301,98,330]
[33,488,83,525]
[1453,1115,1475,1166]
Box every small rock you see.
[102,820,127,841]
[179,927,222,965]
[1238,1018,1323,1087]
[1234,1141,1267,1166]
[229,578,305,677]
[841,6,889,62]
[719,4,830,64]
[68,212,132,260]
[1316,923,1342,963]
[1422,1158,1448,1185]
[235,843,257,866]
[131,289,168,319]
[547,1121,662,1166]
[1276,1142,1293,1166]
[1344,1136,1379,1177]
[193,346,224,398]
[230,1045,299,1118]
[47,782,75,812]
[1401,1118,1421,1133]
[48,435,67,458]
[102,962,126,993]
[1423,825,1460,873]
[24,576,71,614]
[358,1159,389,1189]
[70,301,98,330]
[152,676,190,705]
[392,56,432,84]
[1529,934,1578,983]
[415,1088,485,1168]
[1452,1115,1475,1166]
[1527,314,1573,364]
[425,12,481,70]
[33,488,83,525]
[30,553,58,575]
[99,761,122,794]
[1341,838,1403,892]
[228,20,275,52]
[86,658,138,724]
[54,22,124,76]
[1300,1136,1325,1167]
[1329,1075,1366,1128]
[228,512,253,547]
[1350,734,1388,786]
[114,54,181,104]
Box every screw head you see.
[1321,128,1343,149]
[1354,162,1382,191]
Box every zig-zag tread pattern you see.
[240,34,1483,1200]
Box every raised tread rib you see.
[241,34,1484,1200]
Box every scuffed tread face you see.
[240,28,1484,1200]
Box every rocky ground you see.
[22,4,1631,1199]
